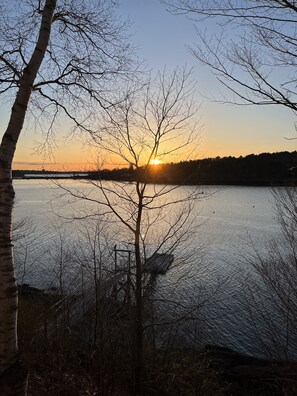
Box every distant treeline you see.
[142,151,297,186]
[93,151,297,186]
[13,151,297,186]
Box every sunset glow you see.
[150,159,162,166]
[5,0,296,172]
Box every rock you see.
[201,345,297,396]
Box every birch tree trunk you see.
[0,1,56,394]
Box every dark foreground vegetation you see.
[18,285,297,396]
[13,151,297,186]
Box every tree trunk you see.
[134,242,143,395]
[134,182,144,395]
[0,361,28,396]
[0,1,56,394]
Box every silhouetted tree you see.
[164,0,297,113]
[57,67,202,394]
[0,1,133,393]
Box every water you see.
[14,180,292,359]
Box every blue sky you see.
[117,0,296,156]
[1,0,296,170]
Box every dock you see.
[143,253,174,275]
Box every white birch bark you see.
[0,1,56,392]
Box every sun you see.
[150,159,162,165]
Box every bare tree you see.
[163,0,297,114]
[240,187,297,360]
[0,1,133,393]
[56,67,203,394]
[13,216,47,286]
[162,0,297,368]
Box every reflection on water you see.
[14,180,289,359]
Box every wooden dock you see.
[143,253,174,275]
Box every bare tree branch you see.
[163,0,297,115]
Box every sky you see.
[2,0,296,170]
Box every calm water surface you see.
[14,180,285,358]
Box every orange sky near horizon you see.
[10,98,296,172]
[2,0,296,171]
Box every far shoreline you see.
[12,150,297,187]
